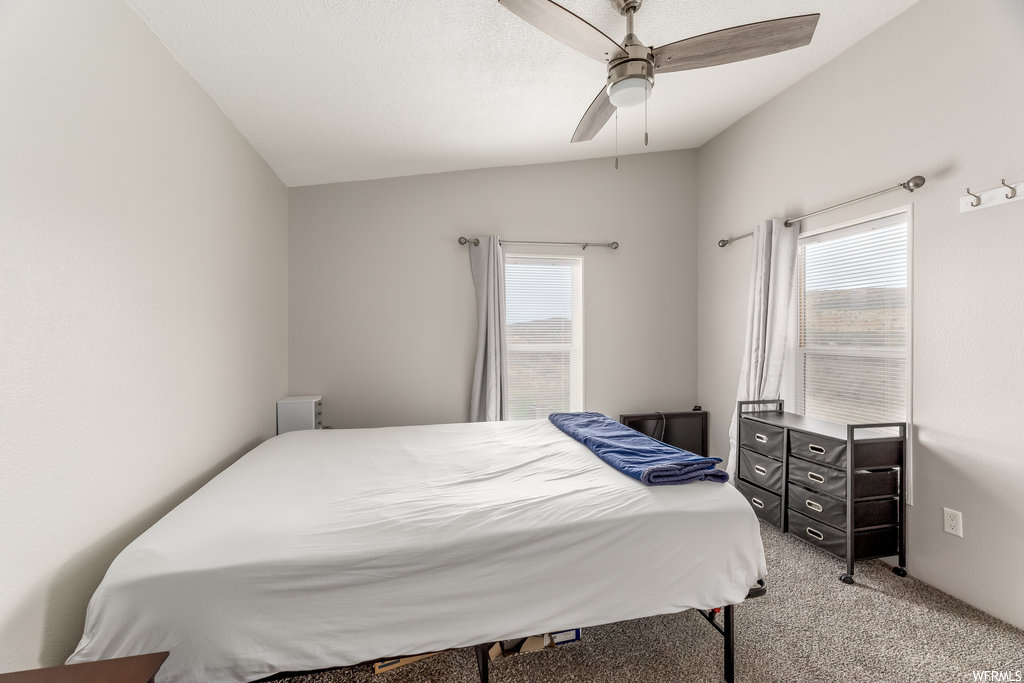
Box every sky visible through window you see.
[803,223,907,291]
[505,262,573,324]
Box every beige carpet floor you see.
[272,522,1024,683]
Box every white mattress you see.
[68,419,767,682]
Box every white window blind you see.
[504,255,583,420]
[797,213,909,428]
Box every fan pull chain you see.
[644,89,649,146]
[614,108,619,170]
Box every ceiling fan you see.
[497,0,820,143]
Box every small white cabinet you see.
[277,395,323,434]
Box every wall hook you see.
[965,188,982,207]
[1001,179,1017,200]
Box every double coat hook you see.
[961,177,1023,213]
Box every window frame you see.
[793,205,914,503]
[503,251,585,419]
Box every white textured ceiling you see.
[126,0,918,186]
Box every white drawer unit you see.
[277,395,323,434]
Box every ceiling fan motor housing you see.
[606,41,654,102]
[610,0,643,15]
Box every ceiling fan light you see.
[607,76,651,108]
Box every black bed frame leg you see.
[475,643,490,683]
[724,604,734,683]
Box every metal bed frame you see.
[472,579,767,683]
[261,581,767,683]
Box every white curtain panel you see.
[469,235,508,422]
[727,218,798,478]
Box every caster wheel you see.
[893,567,908,577]
[840,573,854,584]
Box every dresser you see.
[734,399,907,584]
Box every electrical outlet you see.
[943,507,963,537]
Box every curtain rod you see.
[458,236,619,250]
[717,175,926,248]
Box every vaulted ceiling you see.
[127,0,919,186]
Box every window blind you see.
[504,256,583,420]
[797,216,908,427]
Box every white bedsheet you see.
[68,419,766,682]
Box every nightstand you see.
[0,652,168,683]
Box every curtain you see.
[469,235,508,422]
[727,218,797,478]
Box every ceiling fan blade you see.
[653,14,820,74]
[498,0,627,63]
[571,86,615,143]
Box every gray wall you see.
[697,0,1024,628]
[0,0,289,669]
[288,151,700,429]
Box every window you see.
[796,211,910,428]
[504,255,583,420]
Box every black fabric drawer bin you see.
[738,448,784,493]
[735,479,782,528]
[739,419,785,459]
[787,509,899,560]
[789,430,847,468]
[788,456,900,500]
[787,483,899,531]
[787,456,847,499]
[790,429,902,469]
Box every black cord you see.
[654,411,666,442]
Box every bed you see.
[67,418,767,682]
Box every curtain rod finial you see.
[902,175,926,192]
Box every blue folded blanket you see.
[549,412,728,486]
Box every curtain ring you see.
[1001,179,1017,200]
[965,188,981,207]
